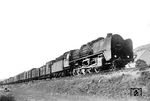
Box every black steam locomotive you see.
[1,33,133,84]
[62,33,133,76]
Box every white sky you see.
[0,0,150,80]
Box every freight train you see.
[1,33,133,85]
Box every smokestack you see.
[107,33,112,37]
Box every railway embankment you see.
[1,65,150,101]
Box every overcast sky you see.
[0,0,150,80]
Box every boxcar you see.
[27,70,32,80]
[31,68,36,78]
[6,78,9,84]
[3,79,7,84]
[19,72,26,81]
[9,77,14,83]
[16,74,20,82]
[35,68,40,77]
[46,60,54,76]
[40,65,46,77]
[31,68,40,79]
[14,75,18,83]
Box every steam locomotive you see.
[1,33,133,85]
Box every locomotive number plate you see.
[130,88,142,96]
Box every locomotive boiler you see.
[66,33,133,75]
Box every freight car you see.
[2,33,133,85]
[31,68,40,80]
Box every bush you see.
[136,59,149,71]
[138,71,150,86]
[0,95,15,101]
